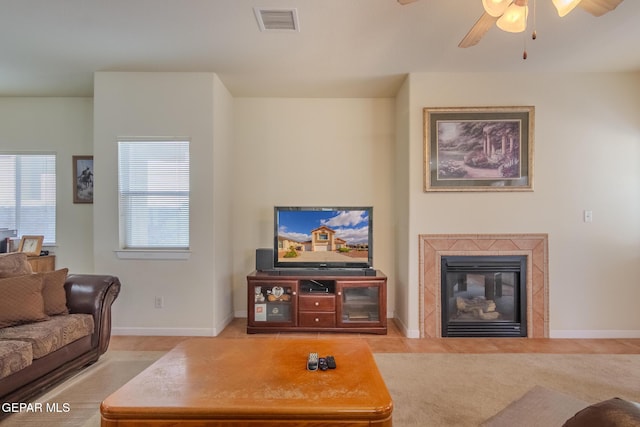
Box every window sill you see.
[115,250,191,260]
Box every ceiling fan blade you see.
[578,0,624,16]
[397,0,419,4]
[459,12,499,48]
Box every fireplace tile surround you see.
[419,234,549,338]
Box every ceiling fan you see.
[397,0,624,49]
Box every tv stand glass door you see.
[337,282,384,327]
[249,280,297,327]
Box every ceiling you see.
[1,0,639,98]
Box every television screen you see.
[274,207,373,269]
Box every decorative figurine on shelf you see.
[267,286,291,302]
[254,286,265,303]
[272,286,284,298]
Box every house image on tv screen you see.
[277,209,369,264]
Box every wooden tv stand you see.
[247,270,387,334]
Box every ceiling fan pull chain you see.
[521,0,529,60]
[532,0,537,40]
[522,0,538,59]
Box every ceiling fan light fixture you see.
[482,0,512,17]
[552,0,582,17]
[496,3,528,32]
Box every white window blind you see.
[0,153,56,245]
[118,140,190,250]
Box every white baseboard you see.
[391,317,420,338]
[215,312,235,335]
[403,329,420,339]
[112,327,215,336]
[113,314,234,337]
[550,329,640,338]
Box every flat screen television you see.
[274,206,373,270]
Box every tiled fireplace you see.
[418,234,549,338]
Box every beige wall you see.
[1,70,638,338]
[393,79,412,335]
[400,71,640,337]
[0,98,94,273]
[232,98,396,318]
[212,76,235,329]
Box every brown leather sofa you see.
[0,274,120,412]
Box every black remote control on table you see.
[318,357,328,371]
[326,355,336,369]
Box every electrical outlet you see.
[154,296,164,309]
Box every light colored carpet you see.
[1,351,164,427]
[2,351,639,426]
[373,353,640,427]
[480,385,588,427]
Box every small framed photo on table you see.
[18,235,44,256]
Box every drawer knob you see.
[314,301,320,306]
[315,318,320,322]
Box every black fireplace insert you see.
[441,255,526,337]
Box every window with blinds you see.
[0,153,56,245]
[118,140,190,250]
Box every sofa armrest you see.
[64,274,121,355]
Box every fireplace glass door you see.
[441,256,526,337]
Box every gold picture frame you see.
[424,106,534,192]
[18,235,44,256]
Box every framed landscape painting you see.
[424,106,534,192]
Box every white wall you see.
[232,98,396,318]
[400,71,640,337]
[93,72,234,335]
[0,98,94,273]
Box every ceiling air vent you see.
[254,8,299,32]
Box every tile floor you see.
[109,318,640,354]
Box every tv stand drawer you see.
[299,312,336,327]
[299,295,335,312]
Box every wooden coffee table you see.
[100,338,393,426]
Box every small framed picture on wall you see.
[73,155,94,203]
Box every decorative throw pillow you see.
[38,268,70,316]
[0,252,33,278]
[0,274,48,328]
[563,397,640,427]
